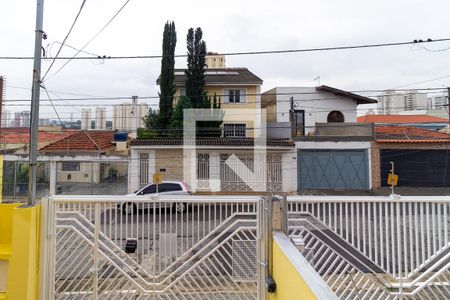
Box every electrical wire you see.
[2,38,450,60]
[41,0,88,81]
[41,85,67,129]
[2,87,447,102]
[43,0,132,82]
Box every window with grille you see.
[224,124,246,137]
[61,162,80,172]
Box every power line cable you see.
[2,87,447,102]
[41,85,66,129]
[41,0,88,81]
[392,75,450,89]
[2,38,450,60]
[43,0,132,82]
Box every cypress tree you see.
[185,27,206,109]
[158,21,177,133]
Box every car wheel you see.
[123,202,136,215]
[174,202,187,213]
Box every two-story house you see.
[129,55,296,194]
[160,52,263,138]
[262,86,377,191]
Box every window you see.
[180,88,186,97]
[291,110,305,137]
[158,183,182,193]
[141,184,156,195]
[327,111,345,123]
[62,162,80,172]
[224,124,246,137]
[224,89,246,103]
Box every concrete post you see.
[148,150,156,183]
[209,151,221,192]
[49,161,57,195]
[282,152,297,193]
[127,150,139,193]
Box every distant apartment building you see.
[112,102,148,131]
[1,110,10,127]
[428,94,449,109]
[378,91,427,114]
[95,107,107,129]
[39,118,50,126]
[12,111,31,127]
[81,109,92,130]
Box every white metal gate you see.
[288,196,450,299]
[41,195,262,299]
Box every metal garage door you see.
[298,150,369,190]
[381,149,450,187]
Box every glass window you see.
[224,89,246,103]
[224,124,246,137]
[162,183,182,192]
[291,110,305,137]
[62,162,80,171]
[141,184,156,194]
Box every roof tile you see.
[39,130,116,153]
[375,126,450,143]
[131,137,294,147]
[358,114,449,124]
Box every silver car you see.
[120,181,191,214]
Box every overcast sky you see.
[1,0,450,120]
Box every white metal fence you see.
[41,195,262,299]
[287,196,450,299]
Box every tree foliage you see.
[158,21,177,131]
[197,93,224,137]
[139,107,159,138]
[169,96,192,137]
[185,27,206,109]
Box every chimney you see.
[205,52,226,69]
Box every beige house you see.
[128,137,296,194]
[39,130,129,184]
[158,53,263,138]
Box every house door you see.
[291,110,305,137]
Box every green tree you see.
[184,27,223,137]
[197,93,224,137]
[139,107,159,138]
[185,27,206,109]
[169,96,192,137]
[158,21,177,133]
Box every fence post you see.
[93,203,100,299]
[257,196,266,300]
[13,162,17,198]
[49,161,57,195]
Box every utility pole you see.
[447,87,450,129]
[28,0,45,205]
[130,96,138,138]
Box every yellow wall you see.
[270,239,318,300]
[0,156,3,203]
[0,204,41,300]
[175,85,261,137]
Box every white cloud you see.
[1,0,450,119]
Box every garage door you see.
[381,149,450,187]
[298,150,369,190]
